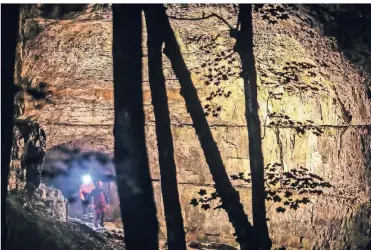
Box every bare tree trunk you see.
[1,4,20,248]
[112,5,159,250]
[235,4,272,249]
[144,7,187,250]
[148,5,258,250]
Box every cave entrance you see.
[42,143,122,228]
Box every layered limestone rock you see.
[16,4,371,249]
[9,5,48,193]
[35,183,68,222]
[9,125,27,190]
[9,119,46,193]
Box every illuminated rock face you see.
[16,4,371,249]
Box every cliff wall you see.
[16,4,371,249]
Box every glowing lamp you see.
[82,174,92,184]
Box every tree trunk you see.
[144,7,187,250]
[235,4,272,249]
[1,4,20,248]
[112,5,159,250]
[149,4,258,250]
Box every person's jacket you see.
[79,182,95,201]
[91,188,109,208]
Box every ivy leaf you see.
[276,207,286,213]
[273,195,282,202]
[201,204,210,210]
[210,192,219,199]
[214,204,223,210]
[230,174,239,180]
[301,197,310,204]
[198,189,207,196]
[190,198,199,207]
[290,202,299,210]
[284,191,293,198]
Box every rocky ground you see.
[6,193,124,250]
[5,191,238,250]
[68,218,238,250]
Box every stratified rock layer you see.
[9,120,46,193]
[35,183,68,222]
[16,4,371,249]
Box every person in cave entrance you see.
[91,180,110,227]
[79,175,95,220]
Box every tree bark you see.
[144,7,187,250]
[1,4,20,249]
[112,5,159,250]
[149,4,258,250]
[235,4,272,249]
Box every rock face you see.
[16,4,371,249]
[9,6,48,194]
[9,125,27,191]
[35,183,68,222]
[9,120,46,195]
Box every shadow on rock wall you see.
[348,127,371,249]
[302,4,371,98]
[349,202,371,249]
[361,127,371,190]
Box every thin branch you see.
[261,85,281,140]
[168,12,235,30]
[168,13,213,21]
[266,202,275,214]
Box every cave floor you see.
[6,194,124,250]
[6,193,237,250]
